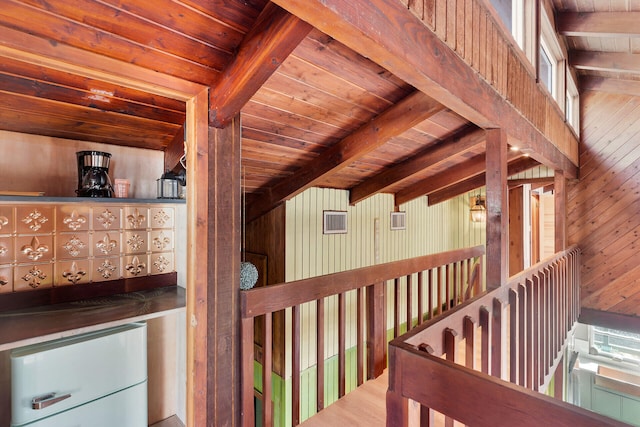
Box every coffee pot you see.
[76,151,114,198]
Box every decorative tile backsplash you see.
[0,202,176,294]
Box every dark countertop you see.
[0,285,186,351]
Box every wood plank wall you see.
[568,90,640,317]
[284,188,485,378]
[401,0,578,165]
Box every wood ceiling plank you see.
[178,0,268,33]
[557,12,640,37]
[100,0,246,53]
[242,101,348,140]
[570,51,640,74]
[261,71,377,123]
[272,0,577,176]
[0,71,185,124]
[251,86,368,129]
[0,56,186,113]
[241,112,338,148]
[0,1,218,83]
[246,90,445,221]
[209,3,312,127]
[349,126,485,205]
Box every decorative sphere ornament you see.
[240,261,259,290]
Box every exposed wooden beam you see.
[508,177,554,189]
[485,128,508,290]
[209,3,312,128]
[349,126,484,205]
[570,51,640,75]
[426,157,540,205]
[580,76,640,97]
[394,150,520,207]
[246,90,444,222]
[557,12,640,37]
[272,0,577,177]
[165,125,185,173]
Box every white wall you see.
[0,130,163,198]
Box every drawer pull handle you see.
[32,392,71,410]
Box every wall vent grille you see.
[391,212,406,230]
[323,211,347,234]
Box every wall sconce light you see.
[470,194,486,223]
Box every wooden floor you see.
[300,371,388,427]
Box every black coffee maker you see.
[76,151,114,197]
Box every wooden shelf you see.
[0,285,185,351]
[0,195,185,204]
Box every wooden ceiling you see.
[554,0,640,94]
[0,0,546,216]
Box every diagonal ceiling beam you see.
[557,12,640,37]
[394,150,521,207]
[209,3,312,128]
[272,0,577,177]
[246,90,444,222]
[581,75,640,97]
[348,126,485,205]
[426,156,540,206]
[570,51,640,75]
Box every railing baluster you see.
[445,264,451,311]
[241,317,255,427]
[394,277,401,338]
[509,288,519,384]
[417,270,424,325]
[480,305,490,375]
[356,287,364,387]
[444,328,457,427]
[406,274,412,332]
[316,297,324,411]
[492,298,506,379]
[532,274,541,390]
[525,278,534,390]
[338,292,346,398]
[518,284,526,388]
[292,305,301,426]
[437,266,443,315]
[263,313,273,426]
[428,269,434,320]
[464,316,477,370]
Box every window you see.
[566,69,580,133]
[490,0,526,50]
[539,42,554,95]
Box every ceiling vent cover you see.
[323,210,347,234]
[391,212,406,230]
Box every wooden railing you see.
[386,246,628,427]
[240,246,484,427]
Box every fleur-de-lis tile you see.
[97,259,117,279]
[21,209,48,232]
[0,215,8,231]
[153,232,170,250]
[96,209,117,229]
[0,245,7,257]
[153,255,170,273]
[0,276,7,287]
[153,210,170,226]
[127,234,145,251]
[22,267,47,288]
[21,236,49,261]
[62,235,86,257]
[125,256,146,276]
[127,208,146,228]
[96,233,117,255]
[63,210,87,231]
[62,261,87,285]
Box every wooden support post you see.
[554,170,566,252]
[367,282,386,379]
[486,128,509,289]
[190,110,242,426]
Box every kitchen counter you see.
[0,285,185,351]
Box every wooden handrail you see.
[240,246,485,427]
[386,246,613,426]
[241,245,484,318]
